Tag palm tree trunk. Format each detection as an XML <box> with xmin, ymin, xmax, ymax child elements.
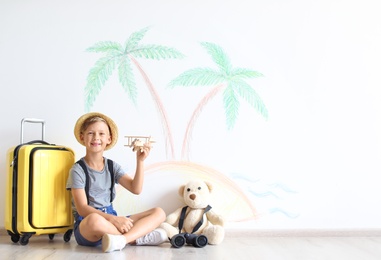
<box><xmin>181</xmin><ymin>83</ymin><xmax>226</xmax><ymax>160</ymax></box>
<box><xmin>130</xmin><ymin>56</ymin><xmax>175</xmax><ymax>159</ymax></box>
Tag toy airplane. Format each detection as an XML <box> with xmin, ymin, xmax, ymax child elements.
<box><xmin>124</xmin><ymin>136</ymin><xmax>155</xmax><ymax>152</ymax></box>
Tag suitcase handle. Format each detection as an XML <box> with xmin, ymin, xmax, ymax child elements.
<box><xmin>24</xmin><ymin>140</ymin><xmax>50</xmax><ymax>145</ymax></box>
<box><xmin>20</xmin><ymin>118</ymin><xmax>45</xmax><ymax>144</ymax></box>
<box><xmin>10</xmin><ymin>139</ymin><xmax>51</xmax><ymax>167</ymax></box>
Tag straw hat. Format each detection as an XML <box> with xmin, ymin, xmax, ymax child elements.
<box><xmin>74</xmin><ymin>112</ymin><xmax>118</xmax><ymax>150</ymax></box>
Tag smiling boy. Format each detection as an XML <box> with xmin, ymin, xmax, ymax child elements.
<box><xmin>66</xmin><ymin>112</ymin><xmax>167</xmax><ymax>253</ymax></box>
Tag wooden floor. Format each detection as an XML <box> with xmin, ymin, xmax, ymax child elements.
<box><xmin>1</xmin><ymin>230</ymin><xmax>381</xmax><ymax>260</ymax></box>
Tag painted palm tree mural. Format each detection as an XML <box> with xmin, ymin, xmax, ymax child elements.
<box><xmin>84</xmin><ymin>27</ymin><xmax>184</xmax><ymax>159</ymax></box>
<box><xmin>84</xmin><ymin>27</ymin><xmax>296</xmax><ymax>222</ymax></box>
<box><xmin>168</xmin><ymin>42</ymin><xmax>268</xmax><ymax>160</ymax></box>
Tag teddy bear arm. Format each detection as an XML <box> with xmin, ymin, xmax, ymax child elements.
<box><xmin>206</xmin><ymin>211</ymin><xmax>225</xmax><ymax>226</ymax></box>
<box><xmin>165</xmin><ymin>207</ymin><xmax>183</xmax><ymax>226</ymax></box>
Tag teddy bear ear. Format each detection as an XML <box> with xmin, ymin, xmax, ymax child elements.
<box><xmin>205</xmin><ymin>181</ymin><xmax>213</xmax><ymax>192</ymax></box>
<box><xmin>178</xmin><ymin>185</ymin><xmax>186</xmax><ymax>196</ymax></box>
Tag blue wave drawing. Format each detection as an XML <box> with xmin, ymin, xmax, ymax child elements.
<box><xmin>268</xmin><ymin>182</ymin><xmax>298</xmax><ymax>194</ymax></box>
<box><xmin>249</xmin><ymin>189</ymin><xmax>280</xmax><ymax>199</ymax></box>
<box><xmin>228</xmin><ymin>172</ymin><xmax>300</xmax><ymax>220</ymax></box>
<box><xmin>268</xmin><ymin>208</ymin><xmax>300</xmax><ymax>219</ymax></box>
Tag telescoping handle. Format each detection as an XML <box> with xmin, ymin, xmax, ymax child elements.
<box><xmin>20</xmin><ymin>118</ymin><xmax>45</xmax><ymax>144</ymax></box>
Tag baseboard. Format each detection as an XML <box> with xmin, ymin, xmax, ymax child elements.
<box><xmin>225</xmin><ymin>228</ymin><xmax>381</xmax><ymax>237</ymax></box>
<box><xmin>2</xmin><ymin>227</ymin><xmax>381</xmax><ymax>237</ymax></box>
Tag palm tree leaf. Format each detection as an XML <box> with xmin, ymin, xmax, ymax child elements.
<box><xmin>231</xmin><ymin>67</ymin><xmax>263</xmax><ymax>80</ymax></box>
<box><xmin>124</xmin><ymin>27</ymin><xmax>150</xmax><ymax>51</ymax></box>
<box><xmin>86</xmin><ymin>41</ymin><xmax>123</xmax><ymax>53</ymax></box>
<box><xmin>231</xmin><ymin>80</ymin><xmax>268</xmax><ymax>118</ymax></box>
<box><xmin>118</xmin><ymin>57</ymin><xmax>138</xmax><ymax>105</ymax></box>
<box><xmin>200</xmin><ymin>42</ymin><xmax>232</xmax><ymax>73</ymax></box>
<box><xmin>84</xmin><ymin>55</ymin><xmax>119</xmax><ymax>111</ymax></box>
<box><xmin>223</xmin><ymin>87</ymin><xmax>240</xmax><ymax>130</ymax></box>
<box><xmin>168</xmin><ymin>68</ymin><xmax>225</xmax><ymax>88</ymax></box>
<box><xmin>130</xmin><ymin>44</ymin><xmax>185</xmax><ymax>60</ymax></box>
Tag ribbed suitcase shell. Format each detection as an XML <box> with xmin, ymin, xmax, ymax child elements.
<box><xmin>5</xmin><ymin>143</ymin><xmax>75</xmax><ymax>245</ymax></box>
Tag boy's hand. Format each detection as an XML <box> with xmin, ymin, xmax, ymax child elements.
<box><xmin>110</xmin><ymin>215</ymin><xmax>134</xmax><ymax>234</ymax></box>
<box><xmin>136</xmin><ymin>143</ymin><xmax>151</xmax><ymax>161</ymax></box>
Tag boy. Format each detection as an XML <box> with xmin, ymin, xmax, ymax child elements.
<box><xmin>66</xmin><ymin>112</ymin><xmax>167</xmax><ymax>253</ymax></box>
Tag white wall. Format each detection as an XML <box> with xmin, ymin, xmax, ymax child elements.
<box><xmin>1</xmin><ymin>0</ymin><xmax>381</xmax><ymax>230</ymax></box>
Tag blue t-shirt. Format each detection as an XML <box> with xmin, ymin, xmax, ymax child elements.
<box><xmin>66</xmin><ymin>157</ymin><xmax>126</xmax><ymax>216</ymax></box>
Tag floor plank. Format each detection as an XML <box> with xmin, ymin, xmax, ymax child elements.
<box><xmin>1</xmin><ymin>231</ymin><xmax>381</xmax><ymax>260</ymax></box>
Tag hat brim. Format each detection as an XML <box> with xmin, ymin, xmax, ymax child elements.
<box><xmin>74</xmin><ymin>112</ymin><xmax>118</xmax><ymax>150</ymax></box>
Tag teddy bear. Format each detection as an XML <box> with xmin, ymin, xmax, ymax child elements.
<box><xmin>160</xmin><ymin>179</ymin><xmax>225</xmax><ymax>245</ymax></box>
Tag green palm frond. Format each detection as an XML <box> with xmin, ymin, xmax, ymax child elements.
<box><xmin>201</xmin><ymin>42</ymin><xmax>232</xmax><ymax>73</ymax></box>
<box><xmin>230</xmin><ymin>80</ymin><xmax>268</xmax><ymax>118</ymax></box>
<box><xmin>230</xmin><ymin>67</ymin><xmax>263</xmax><ymax>80</ymax></box>
<box><xmin>168</xmin><ymin>68</ymin><xmax>226</xmax><ymax>88</ymax></box>
<box><xmin>118</xmin><ymin>56</ymin><xmax>138</xmax><ymax>105</ymax></box>
<box><xmin>124</xmin><ymin>27</ymin><xmax>150</xmax><ymax>51</ymax></box>
<box><xmin>86</xmin><ymin>55</ymin><xmax>120</xmax><ymax>88</ymax></box>
<box><xmin>86</xmin><ymin>41</ymin><xmax>123</xmax><ymax>53</ymax></box>
<box><xmin>84</xmin><ymin>27</ymin><xmax>186</xmax><ymax>112</ymax></box>
<box><xmin>169</xmin><ymin>41</ymin><xmax>267</xmax><ymax>134</ymax></box>
<box><xmin>84</xmin><ymin>55</ymin><xmax>120</xmax><ymax>111</ymax></box>
<box><xmin>130</xmin><ymin>44</ymin><xmax>185</xmax><ymax>60</ymax></box>
<box><xmin>223</xmin><ymin>87</ymin><xmax>240</xmax><ymax>130</ymax></box>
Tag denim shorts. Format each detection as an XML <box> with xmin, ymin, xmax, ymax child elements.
<box><xmin>74</xmin><ymin>205</ymin><xmax>118</xmax><ymax>247</ymax></box>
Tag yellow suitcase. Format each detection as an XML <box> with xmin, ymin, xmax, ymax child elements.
<box><xmin>4</xmin><ymin>118</ymin><xmax>75</xmax><ymax>245</ymax></box>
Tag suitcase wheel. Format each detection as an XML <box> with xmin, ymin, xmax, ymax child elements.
<box><xmin>20</xmin><ymin>233</ymin><xmax>32</xmax><ymax>246</ymax></box>
<box><xmin>11</xmin><ymin>235</ymin><xmax>20</xmax><ymax>243</ymax></box>
<box><xmin>64</xmin><ymin>229</ymin><xmax>73</xmax><ymax>242</ymax></box>
<box><xmin>49</xmin><ymin>234</ymin><xmax>55</xmax><ymax>240</ymax></box>
<box><xmin>7</xmin><ymin>231</ymin><xmax>20</xmax><ymax>244</ymax></box>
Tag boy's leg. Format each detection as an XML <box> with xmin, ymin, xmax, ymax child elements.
<box><xmin>102</xmin><ymin>207</ymin><xmax>167</xmax><ymax>252</ymax></box>
<box><xmin>79</xmin><ymin>212</ymin><xmax>121</xmax><ymax>243</ymax></box>
<box><xmin>125</xmin><ymin>207</ymin><xmax>166</xmax><ymax>244</ymax></box>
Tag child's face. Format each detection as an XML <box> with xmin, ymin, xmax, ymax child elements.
<box><xmin>80</xmin><ymin>121</ymin><xmax>112</xmax><ymax>152</ymax></box>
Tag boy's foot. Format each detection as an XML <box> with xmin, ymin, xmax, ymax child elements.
<box><xmin>136</xmin><ymin>228</ymin><xmax>167</xmax><ymax>246</ymax></box>
<box><xmin>102</xmin><ymin>234</ymin><xmax>127</xmax><ymax>253</ymax></box>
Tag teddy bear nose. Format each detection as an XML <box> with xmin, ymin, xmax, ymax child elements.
<box><xmin>190</xmin><ymin>194</ymin><xmax>196</xmax><ymax>200</ymax></box>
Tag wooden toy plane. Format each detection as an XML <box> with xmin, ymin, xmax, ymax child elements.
<box><xmin>124</xmin><ymin>136</ymin><xmax>155</xmax><ymax>152</ymax></box>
